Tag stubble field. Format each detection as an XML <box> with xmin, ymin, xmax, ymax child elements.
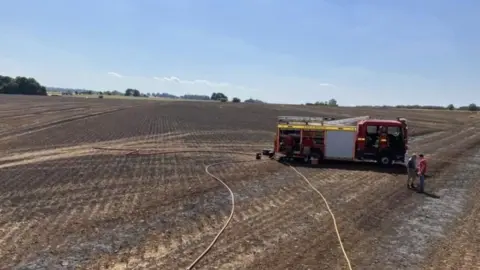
<box><xmin>0</xmin><ymin>95</ymin><xmax>479</xmax><ymax>270</ymax></box>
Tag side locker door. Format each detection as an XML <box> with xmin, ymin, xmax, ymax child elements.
<box><xmin>312</xmin><ymin>130</ymin><xmax>325</xmax><ymax>157</ymax></box>
<box><xmin>355</xmin><ymin>124</ymin><xmax>365</xmax><ymax>156</ymax></box>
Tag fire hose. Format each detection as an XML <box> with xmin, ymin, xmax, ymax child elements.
<box><xmin>92</xmin><ymin>147</ymin><xmax>352</xmax><ymax>270</ymax></box>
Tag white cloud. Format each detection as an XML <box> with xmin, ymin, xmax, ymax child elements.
<box><xmin>107</xmin><ymin>72</ymin><xmax>122</xmax><ymax>78</ymax></box>
<box><xmin>319</xmin><ymin>83</ymin><xmax>335</xmax><ymax>87</ymax></box>
<box><xmin>154</xmin><ymin>76</ymin><xmax>180</xmax><ymax>83</ymax></box>
<box><xmin>153</xmin><ymin>76</ymin><xmax>231</xmax><ymax>88</ymax></box>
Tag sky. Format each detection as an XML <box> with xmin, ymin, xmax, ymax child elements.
<box><xmin>0</xmin><ymin>0</ymin><xmax>479</xmax><ymax>106</ymax></box>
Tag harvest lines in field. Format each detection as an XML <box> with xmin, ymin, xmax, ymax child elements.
<box><xmin>90</xmin><ymin>147</ymin><xmax>352</xmax><ymax>270</ymax></box>
<box><xmin>2</xmin><ymin>96</ymin><xmax>480</xmax><ymax>269</ymax></box>
<box><xmin>0</xmin><ymin>107</ymin><xmax>133</xmax><ymax>139</ymax></box>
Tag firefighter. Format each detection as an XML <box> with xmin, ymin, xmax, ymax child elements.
<box><xmin>378</xmin><ymin>126</ymin><xmax>389</xmax><ymax>149</ymax></box>
<box><xmin>374</xmin><ymin>126</ymin><xmax>387</xmax><ymax>148</ymax></box>
<box><xmin>417</xmin><ymin>154</ymin><xmax>427</xmax><ymax>193</ymax></box>
<box><xmin>284</xmin><ymin>134</ymin><xmax>295</xmax><ymax>157</ymax></box>
<box><xmin>406</xmin><ymin>153</ymin><xmax>417</xmax><ymax>189</ymax></box>
<box><xmin>302</xmin><ymin>136</ymin><xmax>314</xmax><ymax>160</ymax></box>
<box><xmin>274</xmin><ymin>135</ymin><xmax>278</xmax><ymax>152</ymax></box>
<box><xmin>380</xmin><ymin>127</ymin><xmax>389</xmax><ymax>147</ymax></box>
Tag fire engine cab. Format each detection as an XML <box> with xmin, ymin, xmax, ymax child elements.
<box><xmin>269</xmin><ymin>115</ymin><xmax>408</xmax><ymax>166</ymax></box>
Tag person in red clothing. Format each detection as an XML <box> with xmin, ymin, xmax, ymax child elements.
<box><xmin>302</xmin><ymin>136</ymin><xmax>314</xmax><ymax>157</ymax></box>
<box><xmin>417</xmin><ymin>153</ymin><xmax>427</xmax><ymax>193</ymax></box>
<box><xmin>284</xmin><ymin>135</ymin><xmax>295</xmax><ymax>157</ymax></box>
<box><xmin>378</xmin><ymin>126</ymin><xmax>389</xmax><ymax>149</ymax></box>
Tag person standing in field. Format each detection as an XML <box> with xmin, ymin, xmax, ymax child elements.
<box><xmin>407</xmin><ymin>153</ymin><xmax>417</xmax><ymax>189</ymax></box>
<box><xmin>302</xmin><ymin>136</ymin><xmax>314</xmax><ymax>157</ymax></box>
<box><xmin>417</xmin><ymin>154</ymin><xmax>427</xmax><ymax>193</ymax></box>
<box><xmin>284</xmin><ymin>134</ymin><xmax>295</xmax><ymax>157</ymax></box>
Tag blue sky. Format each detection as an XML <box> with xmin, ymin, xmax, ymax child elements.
<box><xmin>0</xmin><ymin>0</ymin><xmax>478</xmax><ymax>106</ymax></box>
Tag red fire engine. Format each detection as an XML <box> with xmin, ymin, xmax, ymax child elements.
<box><xmin>266</xmin><ymin>116</ymin><xmax>408</xmax><ymax>166</ymax></box>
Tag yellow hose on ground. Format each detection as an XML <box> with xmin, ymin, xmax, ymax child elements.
<box><xmin>93</xmin><ymin>147</ymin><xmax>351</xmax><ymax>269</ymax></box>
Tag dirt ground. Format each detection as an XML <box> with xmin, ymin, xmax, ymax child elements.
<box><xmin>0</xmin><ymin>95</ymin><xmax>479</xmax><ymax>270</ymax></box>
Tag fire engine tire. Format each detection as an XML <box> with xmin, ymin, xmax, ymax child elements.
<box><xmin>311</xmin><ymin>150</ymin><xmax>324</xmax><ymax>161</ymax></box>
<box><xmin>377</xmin><ymin>155</ymin><xmax>393</xmax><ymax>167</ymax></box>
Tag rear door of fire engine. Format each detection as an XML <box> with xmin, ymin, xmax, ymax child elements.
<box><xmin>387</xmin><ymin>126</ymin><xmax>405</xmax><ymax>155</ymax></box>
<box><xmin>363</xmin><ymin>125</ymin><xmax>379</xmax><ymax>157</ymax></box>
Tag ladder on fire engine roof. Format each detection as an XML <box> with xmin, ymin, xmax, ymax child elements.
<box><xmin>325</xmin><ymin>116</ymin><xmax>370</xmax><ymax>126</ymax></box>
<box><xmin>277</xmin><ymin>116</ymin><xmax>336</xmax><ymax>125</ymax></box>
<box><xmin>277</xmin><ymin>115</ymin><xmax>370</xmax><ymax>126</ymax></box>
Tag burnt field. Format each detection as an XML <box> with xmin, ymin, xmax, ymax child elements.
<box><xmin>0</xmin><ymin>94</ymin><xmax>479</xmax><ymax>270</ymax></box>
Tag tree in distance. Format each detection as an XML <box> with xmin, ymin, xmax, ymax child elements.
<box><xmin>211</xmin><ymin>92</ymin><xmax>228</xmax><ymax>101</ymax></box>
<box><xmin>232</xmin><ymin>97</ymin><xmax>241</xmax><ymax>103</ymax></box>
<box><xmin>244</xmin><ymin>98</ymin><xmax>264</xmax><ymax>104</ymax></box>
<box><xmin>306</xmin><ymin>98</ymin><xmax>339</xmax><ymax>107</ymax></box>
<box><xmin>328</xmin><ymin>98</ymin><xmax>338</xmax><ymax>106</ymax></box>
<box><xmin>468</xmin><ymin>103</ymin><xmax>478</xmax><ymax>111</ymax></box>
<box><xmin>0</xmin><ymin>75</ymin><xmax>47</xmax><ymax>95</ymax></box>
<box><xmin>125</xmin><ymin>88</ymin><xmax>141</xmax><ymax>97</ymax></box>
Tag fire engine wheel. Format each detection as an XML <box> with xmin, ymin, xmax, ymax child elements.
<box><xmin>378</xmin><ymin>155</ymin><xmax>393</xmax><ymax>167</ymax></box>
<box><xmin>303</xmin><ymin>156</ymin><xmax>311</xmax><ymax>164</ymax></box>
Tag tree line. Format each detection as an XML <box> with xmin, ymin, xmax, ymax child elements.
<box><xmin>54</xmin><ymin>88</ymin><xmax>264</xmax><ymax>103</ymax></box>
<box><xmin>2</xmin><ymin>74</ymin><xmax>478</xmax><ymax>110</ymax></box>
<box><xmin>305</xmin><ymin>99</ymin><xmax>338</xmax><ymax>107</ymax></box>
<box><xmin>0</xmin><ymin>75</ymin><xmax>47</xmax><ymax>95</ymax></box>
<box><xmin>356</xmin><ymin>103</ymin><xmax>478</xmax><ymax>112</ymax></box>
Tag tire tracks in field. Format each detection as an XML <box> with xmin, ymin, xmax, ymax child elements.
<box><xmin>0</xmin><ymin>107</ymin><xmax>133</xmax><ymax>140</ymax></box>
<box><xmin>0</xmin><ymin>133</ymin><xmax>199</xmax><ymax>169</ymax></box>
<box><xmin>0</xmin><ymin>106</ymin><xmax>93</xmax><ymax>119</ymax></box>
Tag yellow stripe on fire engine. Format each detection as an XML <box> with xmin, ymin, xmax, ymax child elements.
<box><xmin>277</xmin><ymin>124</ymin><xmax>356</xmax><ymax>131</ymax></box>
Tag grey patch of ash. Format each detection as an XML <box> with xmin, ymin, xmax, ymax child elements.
<box><xmin>178</xmin><ymin>190</ymin><xmax>232</xmax><ymax>219</ymax></box>
<box><xmin>371</xmin><ymin>149</ymin><xmax>480</xmax><ymax>270</ymax></box>
<box><xmin>408</xmin><ymin>131</ymin><xmax>445</xmax><ymax>144</ymax></box>
<box><xmin>234</xmin><ymin>170</ymin><xmax>297</xmax><ymax>202</ymax></box>
<box><xmin>176</xmin><ymin>168</ymin><xmax>298</xmax><ymax>223</ymax></box>
<box><xmin>15</xmin><ymin>225</ymin><xmax>149</xmax><ymax>270</ymax></box>
<box><xmin>178</xmin><ymin>170</ymin><xmax>292</xmax><ymax>217</ymax></box>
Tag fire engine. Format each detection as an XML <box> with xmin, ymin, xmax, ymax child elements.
<box><xmin>264</xmin><ymin>115</ymin><xmax>408</xmax><ymax>166</ymax></box>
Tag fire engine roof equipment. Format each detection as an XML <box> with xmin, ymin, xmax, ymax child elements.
<box><xmin>277</xmin><ymin>116</ymin><xmax>336</xmax><ymax>124</ymax></box>
<box><xmin>276</xmin><ymin>115</ymin><xmax>371</xmax><ymax>132</ymax></box>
